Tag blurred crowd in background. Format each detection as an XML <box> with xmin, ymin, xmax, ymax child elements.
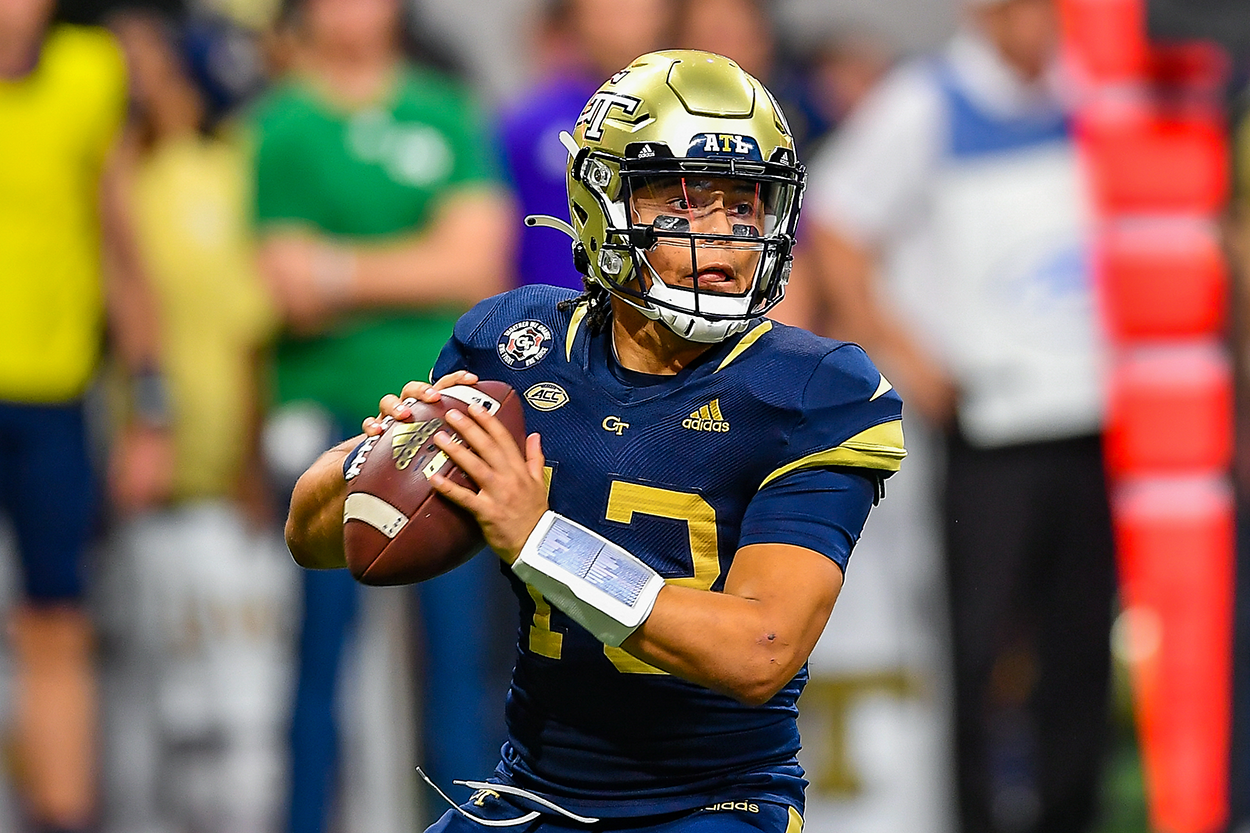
<box><xmin>0</xmin><ymin>1</ymin><xmax>1248</xmax><ymax>833</ymax></box>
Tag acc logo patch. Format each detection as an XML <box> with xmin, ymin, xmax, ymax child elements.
<box><xmin>498</xmin><ymin>320</ymin><xmax>553</xmax><ymax>369</ymax></box>
<box><xmin>524</xmin><ymin>382</ymin><xmax>569</xmax><ymax>412</ymax></box>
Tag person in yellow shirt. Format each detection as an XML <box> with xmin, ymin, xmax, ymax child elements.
<box><xmin>0</xmin><ymin>2</ymin><xmax>173</xmax><ymax>831</ymax></box>
<box><xmin>101</xmin><ymin>13</ymin><xmax>295</xmax><ymax>831</ymax></box>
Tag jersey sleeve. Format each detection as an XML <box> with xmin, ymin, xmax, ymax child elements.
<box><xmin>764</xmin><ymin>342</ymin><xmax>906</xmax><ymax>489</ymax></box>
<box><xmin>430</xmin><ymin>292</ymin><xmax>508</xmax><ymax>379</ymax></box>
<box><xmin>739</xmin><ymin>467</ymin><xmax>876</xmax><ymax>573</ymax></box>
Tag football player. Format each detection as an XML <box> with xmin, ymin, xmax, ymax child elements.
<box><xmin>287</xmin><ymin>50</ymin><xmax>905</xmax><ymax>833</ymax></box>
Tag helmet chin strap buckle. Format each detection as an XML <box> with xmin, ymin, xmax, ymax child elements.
<box><xmin>524</xmin><ymin>214</ymin><xmax>577</xmax><ymax>241</ymax></box>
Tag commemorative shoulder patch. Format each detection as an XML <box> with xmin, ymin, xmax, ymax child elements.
<box><xmin>498</xmin><ymin>320</ymin><xmax>553</xmax><ymax>369</ymax></box>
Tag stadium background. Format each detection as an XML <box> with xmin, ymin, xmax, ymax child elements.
<box><xmin>1</xmin><ymin>1</ymin><xmax>1248</xmax><ymax>832</ymax></box>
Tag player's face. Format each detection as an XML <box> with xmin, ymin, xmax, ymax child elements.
<box><xmin>629</xmin><ymin>175</ymin><xmax>766</xmax><ymax>296</ymax></box>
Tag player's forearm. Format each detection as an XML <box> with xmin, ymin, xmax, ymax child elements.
<box><xmin>348</xmin><ymin>190</ymin><xmax>515</xmax><ymax>308</ymax></box>
<box><xmin>620</xmin><ymin>588</ymin><xmax>805</xmax><ymax>705</ymax></box>
<box><xmin>623</xmin><ymin>559</ymin><xmax>842</xmax><ymax>706</ymax></box>
<box><xmin>514</xmin><ymin>526</ymin><xmax>843</xmax><ymax>705</ymax></box>
<box><xmin>285</xmin><ymin>437</ymin><xmax>359</xmax><ymax>570</ymax></box>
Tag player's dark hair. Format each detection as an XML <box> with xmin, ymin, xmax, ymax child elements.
<box><xmin>556</xmin><ymin>278</ymin><xmax>613</xmax><ymax>334</ymax></box>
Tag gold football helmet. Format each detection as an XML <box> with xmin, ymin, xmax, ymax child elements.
<box><xmin>527</xmin><ymin>50</ymin><xmax>806</xmax><ymax>343</ymax></box>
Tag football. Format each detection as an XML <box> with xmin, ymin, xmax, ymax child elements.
<box><xmin>342</xmin><ymin>381</ymin><xmax>526</xmax><ymax>585</ymax></box>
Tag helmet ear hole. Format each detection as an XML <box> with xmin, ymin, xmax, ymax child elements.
<box><xmin>573</xmin><ymin>244</ymin><xmax>591</xmax><ymax>276</ymax></box>
<box><xmin>570</xmin><ymin>147</ymin><xmax>592</xmax><ymax>182</ymax></box>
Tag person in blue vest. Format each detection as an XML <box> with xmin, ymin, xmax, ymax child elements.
<box><xmin>284</xmin><ymin>49</ymin><xmax>907</xmax><ymax>833</ymax></box>
<box><xmin>799</xmin><ymin>1</ymin><xmax>1114</xmax><ymax>832</ymax></box>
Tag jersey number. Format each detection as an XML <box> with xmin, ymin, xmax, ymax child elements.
<box><xmin>526</xmin><ymin>478</ymin><xmax>720</xmax><ymax>674</ymax></box>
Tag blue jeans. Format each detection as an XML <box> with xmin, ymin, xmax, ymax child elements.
<box><xmin>286</xmin><ymin>551</ymin><xmax>509</xmax><ymax>833</ymax></box>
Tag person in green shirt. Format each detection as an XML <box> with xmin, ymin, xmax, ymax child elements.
<box><xmin>248</xmin><ymin>1</ymin><xmax>514</xmax><ymax>830</ymax></box>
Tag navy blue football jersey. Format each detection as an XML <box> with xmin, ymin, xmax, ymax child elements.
<box><xmin>431</xmin><ymin>285</ymin><xmax>905</xmax><ymax>817</ymax></box>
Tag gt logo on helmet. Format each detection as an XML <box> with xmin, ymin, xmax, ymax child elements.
<box><xmin>578</xmin><ymin>91</ymin><xmax>642</xmax><ymax>141</ymax></box>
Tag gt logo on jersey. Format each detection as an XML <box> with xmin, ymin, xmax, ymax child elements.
<box><xmin>524</xmin><ymin>382</ymin><xmax>569</xmax><ymax>412</ymax></box>
<box><xmin>682</xmin><ymin>399</ymin><xmax>730</xmax><ymax>433</ymax></box>
<box><xmin>602</xmin><ymin>416</ymin><xmax>629</xmax><ymax>436</ymax></box>
<box><xmin>577</xmin><ymin>91</ymin><xmax>642</xmax><ymax>141</ymax></box>
<box><xmin>498</xmin><ymin>320</ymin><xmax>553</xmax><ymax>369</ymax></box>
<box><xmin>686</xmin><ymin>133</ymin><xmax>762</xmax><ymax>161</ymax></box>
<box><xmin>391</xmin><ymin>419</ymin><xmax>441</xmax><ymax>470</ymax></box>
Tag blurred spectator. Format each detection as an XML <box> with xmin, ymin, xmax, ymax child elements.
<box><xmin>0</xmin><ymin>2</ymin><xmax>175</xmax><ymax>831</ymax></box>
<box><xmin>675</xmin><ymin>0</ymin><xmax>830</xmax><ymax>155</ymax></box>
<box><xmin>676</xmin><ymin>0</ymin><xmax>772</xmax><ymax>79</ymax></box>
<box><xmin>497</xmin><ymin>0</ymin><xmax>673</xmax><ymax>290</ymax></box>
<box><xmin>1233</xmin><ymin>101</ymin><xmax>1250</xmax><ymax>833</ymax></box>
<box><xmin>246</xmin><ymin>0</ymin><xmax>513</xmax><ymax>830</ymax></box>
<box><xmin>801</xmin><ymin>2</ymin><xmax>1114</xmax><ymax>833</ymax></box>
<box><xmin>802</xmin><ymin>29</ymin><xmax>896</xmax><ymax>155</ymax></box>
<box><xmin>96</xmin><ymin>12</ymin><xmax>296</xmax><ymax>833</ymax></box>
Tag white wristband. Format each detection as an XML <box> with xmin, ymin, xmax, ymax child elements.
<box><xmin>512</xmin><ymin>511</ymin><xmax>665</xmax><ymax>647</ymax></box>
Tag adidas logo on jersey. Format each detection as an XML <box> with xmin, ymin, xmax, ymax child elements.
<box><xmin>704</xmin><ymin>801</ymin><xmax>760</xmax><ymax>813</ymax></box>
<box><xmin>682</xmin><ymin>399</ymin><xmax>730</xmax><ymax>433</ymax></box>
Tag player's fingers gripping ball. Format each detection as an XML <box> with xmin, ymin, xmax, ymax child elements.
<box><xmin>342</xmin><ymin>380</ymin><xmax>526</xmax><ymax>585</ymax></box>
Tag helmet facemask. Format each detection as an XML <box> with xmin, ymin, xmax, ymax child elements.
<box><xmin>587</xmin><ymin>145</ymin><xmax>803</xmax><ymax>344</ymax></box>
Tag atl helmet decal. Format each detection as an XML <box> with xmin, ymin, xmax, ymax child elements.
<box><xmin>498</xmin><ymin>320</ymin><xmax>554</xmax><ymax>369</ymax></box>
<box><xmin>685</xmin><ymin>133</ymin><xmax>762</xmax><ymax>161</ymax></box>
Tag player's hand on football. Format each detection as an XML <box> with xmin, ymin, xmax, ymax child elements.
<box><xmin>362</xmin><ymin>371</ymin><xmax>481</xmax><ymax>436</ymax></box>
<box><xmin>427</xmin><ymin>405</ymin><xmax>548</xmax><ymax>566</ymax></box>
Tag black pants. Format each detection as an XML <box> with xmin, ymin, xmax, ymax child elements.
<box><xmin>944</xmin><ymin>433</ymin><xmax>1116</xmax><ymax>833</ymax></box>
